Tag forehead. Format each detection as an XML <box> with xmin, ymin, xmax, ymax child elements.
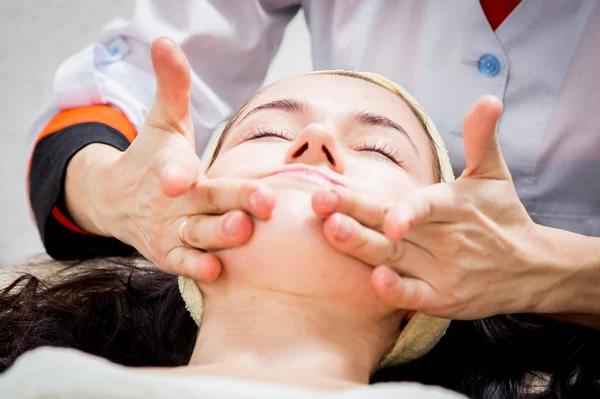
<box><xmin>242</xmin><ymin>74</ymin><xmax>429</xmax><ymax>145</ymax></box>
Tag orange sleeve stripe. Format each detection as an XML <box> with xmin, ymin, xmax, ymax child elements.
<box><xmin>36</xmin><ymin>104</ymin><xmax>137</xmax><ymax>145</ymax></box>
<box><xmin>32</xmin><ymin>105</ymin><xmax>136</xmax><ymax>237</ymax></box>
<box><xmin>51</xmin><ymin>206</ymin><xmax>95</xmax><ymax>236</ymax></box>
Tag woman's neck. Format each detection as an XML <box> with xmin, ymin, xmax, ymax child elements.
<box><xmin>183</xmin><ymin>288</ymin><xmax>403</xmax><ymax>390</ymax></box>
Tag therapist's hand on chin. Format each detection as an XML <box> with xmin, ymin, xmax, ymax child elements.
<box><xmin>312</xmin><ymin>96</ymin><xmax>568</xmax><ymax>320</ymax></box>
<box><xmin>64</xmin><ymin>38</ymin><xmax>275</xmax><ymax>282</ymax></box>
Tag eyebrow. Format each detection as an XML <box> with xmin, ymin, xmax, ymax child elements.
<box><xmin>235</xmin><ymin>98</ymin><xmax>419</xmax><ymax>157</ymax></box>
<box><xmin>235</xmin><ymin>99</ymin><xmax>305</xmax><ymax>127</ymax></box>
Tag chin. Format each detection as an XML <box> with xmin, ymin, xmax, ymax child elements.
<box><xmin>214</xmin><ymin>187</ymin><xmax>395</xmax><ymax>317</ymax></box>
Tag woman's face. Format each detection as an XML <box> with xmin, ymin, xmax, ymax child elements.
<box><xmin>205</xmin><ymin>74</ymin><xmax>436</xmax><ymax>320</ymax></box>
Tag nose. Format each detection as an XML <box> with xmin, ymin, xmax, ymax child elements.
<box><xmin>284</xmin><ymin>123</ymin><xmax>345</xmax><ymax>173</ymax></box>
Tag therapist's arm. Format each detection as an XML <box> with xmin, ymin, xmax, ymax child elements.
<box><xmin>532</xmin><ymin>224</ymin><xmax>600</xmax><ymax>330</ymax></box>
<box><xmin>28</xmin><ymin>0</ymin><xmax>299</xmax><ymax>260</ymax></box>
<box><xmin>309</xmin><ymin>96</ymin><xmax>600</xmax><ymax>330</ymax></box>
<box><xmin>28</xmin><ymin>107</ymin><xmax>138</xmax><ymax>259</ymax></box>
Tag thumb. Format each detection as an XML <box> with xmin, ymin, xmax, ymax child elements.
<box><xmin>147</xmin><ymin>37</ymin><xmax>194</xmax><ymax>145</ymax></box>
<box><xmin>460</xmin><ymin>95</ymin><xmax>509</xmax><ymax>180</ymax></box>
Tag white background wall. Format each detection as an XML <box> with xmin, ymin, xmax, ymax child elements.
<box><xmin>0</xmin><ymin>0</ymin><xmax>312</xmax><ymax>265</ymax></box>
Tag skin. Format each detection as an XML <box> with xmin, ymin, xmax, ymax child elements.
<box><xmin>64</xmin><ymin>38</ymin><xmax>277</xmax><ymax>282</ymax></box>
<box><xmin>205</xmin><ymin>74</ymin><xmax>435</xmax><ymax>311</ymax></box>
<box><xmin>160</xmin><ymin>74</ymin><xmax>440</xmax><ymax>388</ymax></box>
<box><xmin>64</xmin><ymin>37</ymin><xmax>600</xmax><ymax>330</ymax></box>
<box><xmin>66</xmin><ymin>39</ymin><xmax>443</xmax><ymax>389</ymax></box>
<box><xmin>312</xmin><ymin>97</ymin><xmax>600</xmax><ymax>328</ymax></box>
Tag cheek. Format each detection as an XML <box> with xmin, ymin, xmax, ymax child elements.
<box><xmin>386</xmin><ymin>175</ymin><xmax>418</xmax><ymax>201</ymax></box>
<box><xmin>349</xmin><ymin>162</ymin><xmax>419</xmax><ymax>202</ymax></box>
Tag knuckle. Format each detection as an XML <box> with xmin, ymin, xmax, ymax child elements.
<box><xmin>410</xmin><ymin>287</ymin><xmax>425</xmax><ymax>309</ymax></box>
<box><xmin>213</xmin><ymin>215</ymin><xmax>231</xmax><ymax>243</ymax></box>
<box><xmin>422</xmin><ymin>199</ymin><xmax>434</xmax><ymax>219</ymax></box>
<box><xmin>179</xmin><ymin>254</ymin><xmax>193</xmax><ymax>275</ymax></box>
<box><xmin>145</xmin><ymin>118</ymin><xmax>170</xmax><ymax>133</ymax></box>
<box><xmin>147</xmin><ymin>113</ymin><xmax>186</xmax><ymax>135</ymax></box>
<box><xmin>186</xmin><ymin>220</ymin><xmax>202</xmax><ymax>246</ymax></box>
<box><xmin>203</xmin><ymin>183</ymin><xmax>218</xmax><ymax>213</ymax></box>
<box><xmin>170</xmin><ymin>253</ymin><xmax>186</xmax><ymax>273</ymax></box>
<box><xmin>342</xmin><ymin>191</ymin><xmax>357</xmax><ymax>214</ymax></box>
<box><xmin>351</xmin><ymin>229</ymin><xmax>370</xmax><ymax>254</ymax></box>
<box><xmin>374</xmin><ymin>205</ymin><xmax>387</xmax><ymax>229</ymax></box>
<box><xmin>387</xmin><ymin>242</ymin><xmax>405</xmax><ymax>264</ymax></box>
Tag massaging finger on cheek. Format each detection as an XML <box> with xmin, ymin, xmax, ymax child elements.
<box><xmin>57</xmin><ymin>38</ymin><xmax>282</xmax><ymax>284</ymax></box>
<box><xmin>181</xmin><ymin>70</ymin><xmax>455</xmax><ymax>368</ymax></box>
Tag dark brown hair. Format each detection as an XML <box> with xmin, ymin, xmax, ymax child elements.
<box><xmin>1</xmin><ymin>256</ymin><xmax>599</xmax><ymax>398</ymax></box>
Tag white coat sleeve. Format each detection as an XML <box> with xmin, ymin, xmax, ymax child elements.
<box><xmin>33</xmin><ymin>0</ymin><xmax>301</xmax><ymax>154</ymax></box>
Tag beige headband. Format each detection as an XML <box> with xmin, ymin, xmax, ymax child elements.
<box><xmin>179</xmin><ymin>70</ymin><xmax>454</xmax><ymax>368</ymax></box>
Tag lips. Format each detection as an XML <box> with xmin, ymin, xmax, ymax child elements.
<box><xmin>266</xmin><ymin>167</ymin><xmax>344</xmax><ymax>187</ymax></box>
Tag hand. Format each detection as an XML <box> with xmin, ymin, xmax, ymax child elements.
<box><xmin>312</xmin><ymin>96</ymin><xmax>557</xmax><ymax>319</ymax></box>
<box><xmin>66</xmin><ymin>38</ymin><xmax>275</xmax><ymax>281</ymax></box>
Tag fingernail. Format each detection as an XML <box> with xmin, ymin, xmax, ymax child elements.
<box><xmin>224</xmin><ymin>212</ymin><xmax>238</xmax><ymax>237</ymax></box>
<box><xmin>317</xmin><ymin>190</ymin><xmax>339</xmax><ymax>212</ymax></box>
<box><xmin>334</xmin><ymin>215</ymin><xmax>352</xmax><ymax>241</ymax></box>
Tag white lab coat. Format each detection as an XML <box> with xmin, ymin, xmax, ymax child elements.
<box><xmin>33</xmin><ymin>0</ymin><xmax>600</xmax><ymax>236</ymax></box>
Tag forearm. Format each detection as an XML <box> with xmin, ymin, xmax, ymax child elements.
<box><xmin>28</xmin><ymin>105</ymin><xmax>136</xmax><ymax>259</ymax></box>
<box><xmin>64</xmin><ymin>143</ymin><xmax>122</xmax><ymax>236</ymax></box>
<box><xmin>532</xmin><ymin>223</ymin><xmax>600</xmax><ymax>327</ymax></box>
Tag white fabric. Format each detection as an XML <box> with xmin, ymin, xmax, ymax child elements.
<box><xmin>29</xmin><ymin>0</ymin><xmax>600</xmax><ymax>236</ymax></box>
<box><xmin>0</xmin><ymin>347</ymin><xmax>466</xmax><ymax>399</ymax></box>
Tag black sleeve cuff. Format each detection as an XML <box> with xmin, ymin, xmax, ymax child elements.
<box><xmin>29</xmin><ymin>122</ymin><xmax>136</xmax><ymax>259</ymax></box>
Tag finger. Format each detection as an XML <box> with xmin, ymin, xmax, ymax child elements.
<box><xmin>323</xmin><ymin>213</ymin><xmax>434</xmax><ymax>277</ymax></box>
<box><xmin>312</xmin><ymin>186</ymin><xmax>390</xmax><ymax>231</ymax></box>
<box><xmin>461</xmin><ymin>95</ymin><xmax>509</xmax><ymax>180</ymax></box>
<box><xmin>383</xmin><ymin>184</ymin><xmax>459</xmax><ymax>240</ymax></box>
<box><xmin>181</xmin><ymin>210</ymin><xmax>253</xmax><ymax>250</ymax></box>
<box><xmin>192</xmin><ymin>178</ymin><xmax>276</xmax><ymax>220</ymax></box>
<box><xmin>147</xmin><ymin>37</ymin><xmax>194</xmax><ymax>144</ymax></box>
<box><xmin>164</xmin><ymin>246</ymin><xmax>222</xmax><ymax>283</ymax></box>
<box><xmin>159</xmin><ymin>150</ymin><xmax>202</xmax><ymax>197</ymax></box>
<box><xmin>371</xmin><ymin>265</ymin><xmax>436</xmax><ymax>311</ymax></box>
<box><xmin>322</xmin><ymin>213</ymin><xmax>408</xmax><ymax>267</ymax></box>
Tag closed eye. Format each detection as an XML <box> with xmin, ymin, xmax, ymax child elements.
<box><xmin>242</xmin><ymin>124</ymin><xmax>294</xmax><ymax>141</ymax></box>
<box><xmin>354</xmin><ymin>141</ymin><xmax>406</xmax><ymax>167</ymax></box>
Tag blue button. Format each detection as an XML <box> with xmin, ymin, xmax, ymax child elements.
<box><xmin>477</xmin><ymin>53</ymin><xmax>501</xmax><ymax>77</ymax></box>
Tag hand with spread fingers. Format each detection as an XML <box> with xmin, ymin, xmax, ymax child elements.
<box><xmin>64</xmin><ymin>38</ymin><xmax>276</xmax><ymax>282</ymax></box>
<box><xmin>312</xmin><ymin>96</ymin><xmax>566</xmax><ymax>320</ymax></box>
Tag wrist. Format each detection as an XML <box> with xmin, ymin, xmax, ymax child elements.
<box><xmin>64</xmin><ymin>143</ymin><xmax>122</xmax><ymax>236</ymax></box>
<box><xmin>528</xmin><ymin>223</ymin><xmax>600</xmax><ymax>315</ymax></box>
